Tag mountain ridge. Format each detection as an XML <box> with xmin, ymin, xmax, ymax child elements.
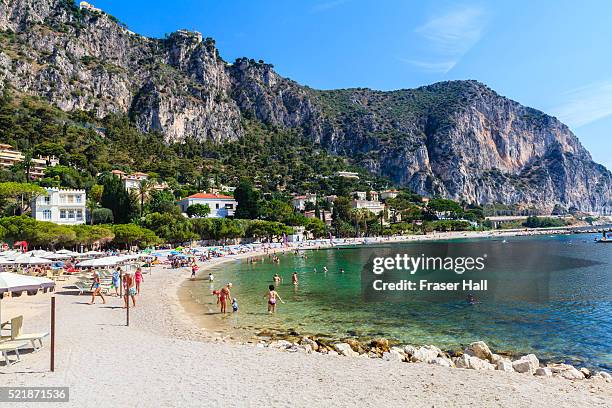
<box><xmin>0</xmin><ymin>0</ymin><xmax>610</xmax><ymax>213</ymax></box>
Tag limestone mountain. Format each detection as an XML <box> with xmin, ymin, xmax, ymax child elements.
<box><xmin>0</xmin><ymin>0</ymin><xmax>610</xmax><ymax>213</ymax></box>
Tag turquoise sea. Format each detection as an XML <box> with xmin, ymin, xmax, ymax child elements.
<box><xmin>190</xmin><ymin>234</ymin><xmax>612</xmax><ymax>370</ymax></box>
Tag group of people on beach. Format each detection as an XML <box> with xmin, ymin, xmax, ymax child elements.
<box><xmin>89</xmin><ymin>266</ymin><xmax>144</xmax><ymax>308</ymax></box>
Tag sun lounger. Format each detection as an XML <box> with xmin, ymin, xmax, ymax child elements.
<box><xmin>0</xmin><ymin>340</ymin><xmax>29</xmax><ymax>366</ymax></box>
<box><xmin>5</xmin><ymin>316</ymin><xmax>48</xmax><ymax>352</ymax></box>
<box><xmin>74</xmin><ymin>280</ymin><xmax>91</xmax><ymax>294</ymax></box>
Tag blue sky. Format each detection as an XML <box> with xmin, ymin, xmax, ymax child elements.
<box><xmin>91</xmin><ymin>0</ymin><xmax>611</xmax><ymax>169</ymax></box>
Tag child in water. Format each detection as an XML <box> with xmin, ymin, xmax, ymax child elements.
<box><xmin>232</xmin><ymin>298</ymin><xmax>239</xmax><ymax>312</ymax></box>
<box><xmin>265</xmin><ymin>284</ymin><xmax>284</xmax><ymax>313</ymax></box>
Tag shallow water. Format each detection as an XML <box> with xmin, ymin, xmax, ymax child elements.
<box><xmin>191</xmin><ymin>234</ymin><xmax>612</xmax><ymax>369</ymax></box>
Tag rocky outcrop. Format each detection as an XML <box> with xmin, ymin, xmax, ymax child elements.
<box><xmin>1</xmin><ymin>0</ymin><xmax>610</xmax><ymax>212</ymax></box>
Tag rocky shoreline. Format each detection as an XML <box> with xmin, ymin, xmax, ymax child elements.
<box><xmin>248</xmin><ymin>335</ymin><xmax>611</xmax><ymax>384</ymax></box>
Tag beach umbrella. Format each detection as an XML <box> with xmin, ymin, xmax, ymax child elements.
<box><xmin>45</xmin><ymin>253</ymin><xmax>71</xmax><ymax>260</ymax></box>
<box><xmin>13</xmin><ymin>255</ymin><xmax>53</xmax><ymax>265</ymax></box>
<box><xmin>0</xmin><ymin>272</ymin><xmax>54</xmax><ymax>323</ymax></box>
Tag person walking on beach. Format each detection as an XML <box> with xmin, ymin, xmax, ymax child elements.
<box><xmin>219</xmin><ymin>283</ymin><xmax>232</xmax><ymax>314</ymax></box>
<box><xmin>292</xmin><ymin>271</ymin><xmax>298</xmax><ymax>286</ymax></box>
<box><xmin>88</xmin><ymin>271</ymin><xmax>106</xmax><ymax>305</ymax></box>
<box><xmin>123</xmin><ymin>272</ymin><xmax>136</xmax><ymax>308</ymax></box>
<box><xmin>265</xmin><ymin>284</ymin><xmax>284</xmax><ymax>313</ymax></box>
<box><xmin>134</xmin><ymin>267</ymin><xmax>144</xmax><ymax>295</ymax></box>
<box><xmin>111</xmin><ymin>268</ymin><xmax>120</xmax><ymax>296</ymax></box>
<box><xmin>190</xmin><ymin>262</ymin><xmax>199</xmax><ymax>280</ymax></box>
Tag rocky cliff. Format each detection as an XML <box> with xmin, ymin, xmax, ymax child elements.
<box><xmin>0</xmin><ymin>0</ymin><xmax>610</xmax><ymax>213</ymax></box>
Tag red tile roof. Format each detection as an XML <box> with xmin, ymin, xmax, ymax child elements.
<box><xmin>185</xmin><ymin>193</ymin><xmax>235</xmax><ymax>200</ymax></box>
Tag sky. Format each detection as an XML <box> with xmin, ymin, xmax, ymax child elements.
<box><xmin>91</xmin><ymin>0</ymin><xmax>611</xmax><ymax>169</ymax></box>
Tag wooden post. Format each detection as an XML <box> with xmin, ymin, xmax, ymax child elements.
<box><xmin>50</xmin><ymin>296</ymin><xmax>55</xmax><ymax>372</ymax></box>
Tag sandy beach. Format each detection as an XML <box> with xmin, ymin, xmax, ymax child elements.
<box><xmin>1</xmin><ymin>230</ymin><xmax>611</xmax><ymax>408</ymax></box>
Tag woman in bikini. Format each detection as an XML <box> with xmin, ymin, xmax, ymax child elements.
<box><xmin>264</xmin><ymin>284</ymin><xmax>284</xmax><ymax>313</ymax></box>
<box><xmin>89</xmin><ymin>270</ymin><xmax>106</xmax><ymax>305</ymax></box>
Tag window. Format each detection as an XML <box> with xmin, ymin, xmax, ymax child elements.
<box><xmin>44</xmin><ymin>196</ymin><xmax>50</xmax><ymax>205</ymax></box>
<box><xmin>42</xmin><ymin>210</ymin><xmax>51</xmax><ymax>220</ymax></box>
<box><xmin>60</xmin><ymin>209</ymin><xmax>67</xmax><ymax>219</ymax></box>
<box><xmin>67</xmin><ymin>195</ymin><xmax>74</xmax><ymax>204</ymax></box>
<box><xmin>76</xmin><ymin>210</ymin><xmax>83</xmax><ymax>220</ymax></box>
<box><xmin>60</xmin><ymin>194</ymin><xmax>66</xmax><ymax>204</ymax></box>
<box><xmin>68</xmin><ymin>210</ymin><xmax>75</xmax><ymax>219</ymax></box>
<box><xmin>76</xmin><ymin>194</ymin><xmax>82</xmax><ymax>203</ymax></box>
<box><xmin>225</xmin><ymin>204</ymin><xmax>233</xmax><ymax>209</ymax></box>
<box><xmin>215</xmin><ymin>203</ymin><xmax>220</xmax><ymax>209</ymax></box>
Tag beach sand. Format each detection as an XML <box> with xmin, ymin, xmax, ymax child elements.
<box><xmin>1</xmin><ymin>233</ymin><xmax>611</xmax><ymax>407</ymax></box>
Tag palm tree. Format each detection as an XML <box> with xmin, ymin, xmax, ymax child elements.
<box><xmin>137</xmin><ymin>178</ymin><xmax>154</xmax><ymax>217</ymax></box>
<box><xmin>86</xmin><ymin>198</ymin><xmax>99</xmax><ymax>225</ymax></box>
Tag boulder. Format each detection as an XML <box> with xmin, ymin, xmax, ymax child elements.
<box><xmin>490</xmin><ymin>354</ymin><xmax>503</xmax><ymax>364</ymax></box>
<box><xmin>453</xmin><ymin>355</ymin><xmax>470</xmax><ymax>369</ymax></box>
<box><xmin>299</xmin><ymin>337</ymin><xmax>319</xmax><ymax>351</ymax></box>
<box><xmin>468</xmin><ymin>356</ymin><xmax>495</xmax><ymax>370</ymax></box>
<box><xmin>403</xmin><ymin>345</ymin><xmax>417</xmax><ymax>358</ymax></box>
<box><xmin>560</xmin><ymin>367</ymin><xmax>585</xmax><ymax>380</ymax></box>
<box><xmin>269</xmin><ymin>340</ymin><xmax>293</xmax><ymax>349</ymax></box>
<box><xmin>382</xmin><ymin>350</ymin><xmax>404</xmax><ymax>362</ymax></box>
<box><xmin>496</xmin><ymin>361</ymin><xmax>514</xmax><ymax>372</ymax></box>
<box><xmin>535</xmin><ymin>367</ymin><xmax>552</xmax><ymax>377</ymax></box>
<box><xmin>370</xmin><ymin>338</ymin><xmax>390</xmax><ymax>353</ymax></box>
<box><xmin>327</xmin><ymin>350</ymin><xmax>339</xmax><ymax>356</ymax></box>
<box><xmin>591</xmin><ymin>372</ymin><xmax>612</xmax><ymax>383</ymax></box>
<box><xmin>464</xmin><ymin>341</ymin><xmax>493</xmax><ymax>361</ymax></box>
<box><xmin>579</xmin><ymin>368</ymin><xmax>591</xmax><ymax>378</ymax></box>
<box><xmin>512</xmin><ymin>354</ymin><xmax>539</xmax><ymax>374</ymax></box>
<box><xmin>334</xmin><ymin>343</ymin><xmax>359</xmax><ymax>357</ymax></box>
<box><xmin>411</xmin><ymin>346</ymin><xmax>439</xmax><ymax>363</ymax></box>
<box><xmin>547</xmin><ymin>363</ymin><xmax>574</xmax><ymax>374</ymax></box>
<box><xmin>431</xmin><ymin>357</ymin><xmax>454</xmax><ymax>368</ymax></box>
<box><xmin>345</xmin><ymin>338</ymin><xmax>364</xmax><ymax>353</ymax></box>
<box><xmin>454</xmin><ymin>354</ymin><xmax>494</xmax><ymax>370</ymax></box>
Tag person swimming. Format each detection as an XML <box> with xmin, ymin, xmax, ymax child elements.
<box><xmin>323</xmin><ymin>266</ymin><xmax>328</xmax><ymax>272</ymax></box>
<box><xmin>466</xmin><ymin>294</ymin><xmax>478</xmax><ymax>305</ymax></box>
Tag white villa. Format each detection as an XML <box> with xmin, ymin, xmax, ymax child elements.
<box><xmin>31</xmin><ymin>188</ymin><xmax>87</xmax><ymax>225</ymax></box>
<box><xmin>291</xmin><ymin>194</ymin><xmax>317</xmax><ymax>211</ymax></box>
<box><xmin>336</xmin><ymin>171</ymin><xmax>360</xmax><ymax>179</ymax></box>
<box><xmin>380</xmin><ymin>189</ymin><xmax>399</xmax><ymax>200</ymax></box>
<box><xmin>0</xmin><ymin>143</ymin><xmax>59</xmax><ymax>180</ymax></box>
<box><xmin>352</xmin><ymin>199</ymin><xmax>385</xmax><ymax>215</ymax></box>
<box><xmin>177</xmin><ymin>193</ymin><xmax>237</xmax><ymax>218</ymax></box>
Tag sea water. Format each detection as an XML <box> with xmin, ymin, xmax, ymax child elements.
<box><xmin>189</xmin><ymin>234</ymin><xmax>612</xmax><ymax>370</ymax></box>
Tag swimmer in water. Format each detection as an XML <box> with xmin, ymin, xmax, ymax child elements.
<box><xmin>323</xmin><ymin>266</ymin><xmax>328</xmax><ymax>272</ymax></box>
<box><xmin>273</xmin><ymin>273</ymin><xmax>282</xmax><ymax>285</ymax></box>
<box><xmin>292</xmin><ymin>271</ymin><xmax>298</xmax><ymax>286</ymax></box>
<box><xmin>340</xmin><ymin>268</ymin><xmax>345</xmax><ymax>273</ymax></box>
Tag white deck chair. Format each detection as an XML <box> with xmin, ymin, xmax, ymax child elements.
<box><xmin>0</xmin><ymin>340</ymin><xmax>29</xmax><ymax>365</ymax></box>
<box><xmin>6</xmin><ymin>316</ymin><xmax>48</xmax><ymax>351</ymax></box>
